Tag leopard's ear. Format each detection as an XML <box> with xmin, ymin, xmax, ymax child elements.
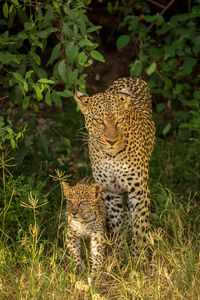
<box><xmin>90</xmin><ymin>183</ymin><xmax>102</xmax><ymax>201</ymax></box>
<box><xmin>119</xmin><ymin>88</ymin><xmax>131</xmax><ymax>96</ymax></box>
<box><xmin>118</xmin><ymin>88</ymin><xmax>132</xmax><ymax>110</ymax></box>
<box><xmin>62</xmin><ymin>182</ymin><xmax>71</xmax><ymax>197</ymax></box>
<box><xmin>74</xmin><ymin>91</ymin><xmax>90</xmax><ymax>114</ymax></box>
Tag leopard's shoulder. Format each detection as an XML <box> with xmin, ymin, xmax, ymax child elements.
<box><xmin>105</xmin><ymin>77</ymin><xmax>152</xmax><ymax>114</ymax></box>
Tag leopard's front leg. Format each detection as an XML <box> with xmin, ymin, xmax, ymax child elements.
<box><xmin>127</xmin><ymin>177</ymin><xmax>150</xmax><ymax>258</ymax></box>
<box><xmin>101</xmin><ymin>189</ymin><xmax>124</xmax><ymax>233</ymax></box>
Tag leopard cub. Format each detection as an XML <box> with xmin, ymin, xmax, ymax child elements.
<box><xmin>62</xmin><ymin>177</ymin><xmax>106</xmax><ymax>278</ymax></box>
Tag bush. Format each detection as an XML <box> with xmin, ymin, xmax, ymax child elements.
<box><xmin>0</xmin><ymin>0</ymin><xmax>104</xmax><ymax>150</ymax></box>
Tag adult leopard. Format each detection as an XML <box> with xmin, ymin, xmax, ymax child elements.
<box><xmin>75</xmin><ymin>77</ymin><xmax>155</xmax><ymax>246</ymax></box>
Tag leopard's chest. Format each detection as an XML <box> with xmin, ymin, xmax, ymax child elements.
<box><xmin>92</xmin><ymin>155</ymin><xmax>133</xmax><ymax>192</ymax></box>
<box><xmin>68</xmin><ymin>218</ymin><xmax>102</xmax><ymax>237</ymax></box>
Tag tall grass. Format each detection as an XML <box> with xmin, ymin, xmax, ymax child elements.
<box><xmin>0</xmin><ymin>147</ymin><xmax>200</xmax><ymax>299</ymax></box>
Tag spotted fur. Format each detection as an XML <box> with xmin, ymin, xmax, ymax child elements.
<box><xmin>75</xmin><ymin>77</ymin><xmax>155</xmax><ymax>250</ymax></box>
<box><xmin>62</xmin><ymin>178</ymin><xmax>106</xmax><ymax>277</ymax></box>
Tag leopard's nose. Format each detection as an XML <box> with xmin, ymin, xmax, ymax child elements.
<box><xmin>106</xmin><ymin>139</ymin><xmax>117</xmax><ymax>146</ymax></box>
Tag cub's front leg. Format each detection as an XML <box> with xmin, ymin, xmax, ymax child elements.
<box><xmin>66</xmin><ymin>232</ymin><xmax>82</xmax><ymax>272</ymax></box>
<box><xmin>90</xmin><ymin>233</ymin><xmax>105</xmax><ymax>279</ymax></box>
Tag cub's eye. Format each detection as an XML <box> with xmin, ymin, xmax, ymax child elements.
<box><xmin>93</xmin><ymin>118</ymin><xmax>104</xmax><ymax>125</ymax></box>
<box><xmin>67</xmin><ymin>200</ymin><xmax>73</xmax><ymax>206</ymax></box>
<box><xmin>78</xmin><ymin>201</ymin><xmax>85</xmax><ymax>207</ymax></box>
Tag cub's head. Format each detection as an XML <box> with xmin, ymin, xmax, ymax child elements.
<box><xmin>62</xmin><ymin>181</ymin><xmax>102</xmax><ymax>221</ymax></box>
<box><xmin>74</xmin><ymin>90</ymin><xmax>132</xmax><ymax>154</ymax></box>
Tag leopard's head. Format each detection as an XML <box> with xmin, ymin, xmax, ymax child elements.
<box><xmin>75</xmin><ymin>89</ymin><xmax>132</xmax><ymax>155</ymax></box>
<box><xmin>62</xmin><ymin>182</ymin><xmax>102</xmax><ymax>221</ymax></box>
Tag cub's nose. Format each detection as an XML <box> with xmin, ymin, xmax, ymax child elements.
<box><xmin>71</xmin><ymin>209</ymin><xmax>78</xmax><ymax>216</ymax></box>
<box><xmin>106</xmin><ymin>139</ymin><xmax>117</xmax><ymax>146</ymax></box>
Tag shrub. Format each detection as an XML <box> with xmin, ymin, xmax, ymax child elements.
<box><xmin>0</xmin><ymin>0</ymin><xmax>104</xmax><ymax>150</ymax></box>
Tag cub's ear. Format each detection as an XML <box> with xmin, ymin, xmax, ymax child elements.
<box><xmin>74</xmin><ymin>91</ymin><xmax>90</xmax><ymax>114</ymax></box>
<box><xmin>90</xmin><ymin>183</ymin><xmax>102</xmax><ymax>201</ymax></box>
<box><xmin>118</xmin><ymin>89</ymin><xmax>132</xmax><ymax>110</ymax></box>
<box><xmin>62</xmin><ymin>182</ymin><xmax>71</xmax><ymax>197</ymax></box>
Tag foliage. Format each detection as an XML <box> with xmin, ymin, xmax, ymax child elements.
<box><xmin>0</xmin><ymin>116</ymin><xmax>26</xmax><ymax>149</ymax></box>
<box><xmin>1</xmin><ymin>168</ymin><xmax>200</xmax><ymax>298</ymax></box>
<box><xmin>0</xmin><ymin>0</ymin><xmax>103</xmax><ymax>150</ymax></box>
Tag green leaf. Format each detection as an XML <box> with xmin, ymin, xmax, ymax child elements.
<box><xmin>65</xmin><ymin>41</ymin><xmax>74</xmax><ymax>53</ymax></box>
<box><xmin>23</xmin><ymin>96</ymin><xmax>30</xmax><ymax>109</ymax></box>
<box><xmin>31</xmin><ymin>52</ymin><xmax>41</xmax><ymax>65</ymax></box>
<box><xmin>164</xmin><ymin>78</ymin><xmax>173</xmax><ymax>91</ymax></box>
<box><xmin>130</xmin><ymin>60</ymin><xmax>143</xmax><ymax>77</ymax></box>
<box><xmin>33</xmin><ymin>84</ymin><xmax>43</xmax><ymax>101</ymax></box>
<box><xmin>116</xmin><ymin>35</ymin><xmax>130</xmax><ymax>51</ymax></box>
<box><xmin>25</xmin><ymin>70</ymin><xmax>34</xmax><ymax>79</ymax></box>
<box><xmin>193</xmin><ymin>90</ymin><xmax>200</xmax><ymax>100</ymax></box>
<box><xmin>66</xmin><ymin>45</ymin><xmax>79</xmax><ymax>64</ymax></box>
<box><xmin>38</xmin><ymin>78</ymin><xmax>54</xmax><ymax>84</ymax></box>
<box><xmin>181</xmin><ymin>99</ymin><xmax>199</xmax><ymax>108</ymax></box>
<box><xmin>156</xmin><ymin>23</ymin><xmax>171</xmax><ymax>35</ymax></box>
<box><xmin>58</xmin><ymin>60</ymin><xmax>67</xmax><ymax>82</ymax></box>
<box><xmin>145</xmin><ymin>62</ymin><xmax>157</xmax><ymax>75</ymax></box>
<box><xmin>33</xmin><ymin>104</ymin><xmax>39</xmax><ymax>112</ymax></box>
<box><xmin>0</xmin><ymin>116</ymin><xmax>5</xmax><ymax>127</ymax></box>
<box><xmin>63</xmin><ymin>23</ymin><xmax>72</xmax><ymax>36</ymax></box>
<box><xmin>56</xmin><ymin>90</ymin><xmax>74</xmax><ymax>97</ymax></box>
<box><xmin>3</xmin><ymin>2</ymin><xmax>9</xmax><ymax>18</ymax></box>
<box><xmin>78</xmin><ymin>51</ymin><xmax>87</xmax><ymax>65</ymax></box>
<box><xmin>149</xmin><ymin>46</ymin><xmax>162</xmax><ymax>59</ymax></box>
<box><xmin>173</xmin><ymin>84</ymin><xmax>183</xmax><ymax>95</ymax></box>
<box><xmin>87</xmin><ymin>25</ymin><xmax>102</xmax><ymax>33</ymax></box>
<box><xmin>29</xmin><ymin>58</ymin><xmax>47</xmax><ymax>78</ymax></box>
<box><xmin>52</xmin><ymin>90</ymin><xmax>62</xmax><ymax>107</ymax></box>
<box><xmin>45</xmin><ymin>90</ymin><xmax>52</xmax><ymax>106</ymax></box>
<box><xmin>156</xmin><ymin>103</ymin><xmax>166</xmax><ymax>113</ymax></box>
<box><xmin>23</xmin><ymin>81</ymin><xmax>28</xmax><ymax>92</ymax></box>
<box><xmin>16</xmin><ymin>132</ymin><xmax>22</xmax><ymax>139</ymax></box>
<box><xmin>13</xmin><ymin>72</ymin><xmax>24</xmax><ymax>83</ymax></box>
<box><xmin>37</xmin><ymin>30</ymin><xmax>48</xmax><ymax>39</ymax></box>
<box><xmin>43</xmin><ymin>7</ymin><xmax>54</xmax><ymax>28</ymax></box>
<box><xmin>11</xmin><ymin>138</ymin><xmax>15</xmax><ymax>149</ymax></box>
<box><xmin>0</xmin><ymin>52</ymin><xmax>20</xmax><ymax>64</ymax></box>
<box><xmin>162</xmin><ymin>122</ymin><xmax>171</xmax><ymax>135</ymax></box>
<box><xmin>90</xmin><ymin>50</ymin><xmax>105</xmax><ymax>62</ymax></box>
<box><xmin>78</xmin><ymin>39</ymin><xmax>93</xmax><ymax>47</ymax></box>
<box><xmin>47</xmin><ymin>44</ymin><xmax>61</xmax><ymax>66</ymax></box>
<box><xmin>177</xmin><ymin>57</ymin><xmax>197</xmax><ymax>77</ymax></box>
<box><xmin>17</xmin><ymin>32</ymin><xmax>28</xmax><ymax>39</ymax></box>
<box><xmin>11</xmin><ymin>0</ymin><xmax>19</xmax><ymax>5</ymax></box>
<box><xmin>6</xmin><ymin>127</ymin><xmax>13</xmax><ymax>135</ymax></box>
<box><xmin>24</xmin><ymin>22</ymin><xmax>34</xmax><ymax>31</ymax></box>
<box><xmin>38</xmin><ymin>27</ymin><xmax>57</xmax><ymax>38</ymax></box>
<box><xmin>191</xmin><ymin>5</ymin><xmax>200</xmax><ymax>17</ymax></box>
<box><xmin>80</xmin><ymin>18</ymin><xmax>86</xmax><ymax>37</ymax></box>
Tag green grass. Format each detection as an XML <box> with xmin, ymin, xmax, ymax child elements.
<box><xmin>0</xmin><ymin>137</ymin><xmax>200</xmax><ymax>299</ymax></box>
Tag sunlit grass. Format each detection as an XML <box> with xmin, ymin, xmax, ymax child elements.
<box><xmin>0</xmin><ymin>140</ymin><xmax>200</xmax><ymax>299</ymax></box>
<box><xmin>1</xmin><ymin>183</ymin><xmax>200</xmax><ymax>299</ymax></box>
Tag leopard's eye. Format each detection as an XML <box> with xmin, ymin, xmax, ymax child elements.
<box><xmin>93</xmin><ymin>118</ymin><xmax>105</xmax><ymax>125</ymax></box>
<box><xmin>78</xmin><ymin>201</ymin><xmax>85</xmax><ymax>207</ymax></box>
<box><xmin>117</xmin><ymin>117</ymin><xmax>125</xmax><ymax>124</ymax></box>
